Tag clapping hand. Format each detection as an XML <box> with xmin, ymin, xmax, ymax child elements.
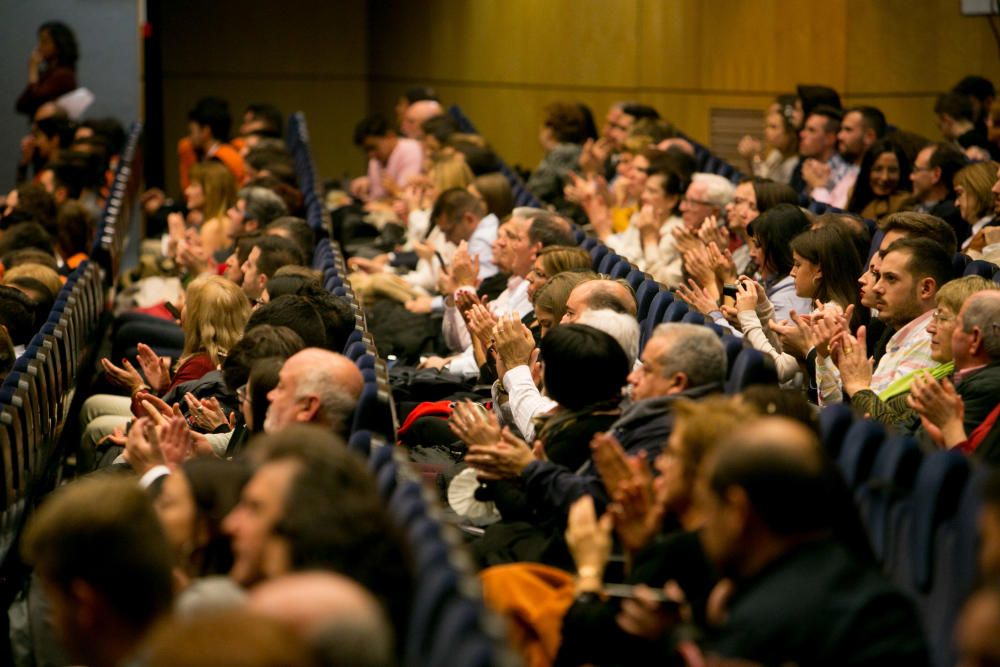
<box><xmin>136</xmin><ymin>343</ymin><xmax>171</xmax><ymax>394</ymax></box>
<box><xmin>907</xmin><ymin>373</ymin><xmax>967</xmax><ymax>447</ymax></box>
<box><xmin>450</xmin><ymin>241</ymin><xmax>480</xmax><ymax>288</ymax></box>
<box><xmin>449</xmin><ymin>400</ymin><xmax>501</xmax><ymax>449</ymax></box>
<box><xmin>101</xmin><ymin>357</ymin><xmax>144</xmax><ymax>394</ymax></box>
<box><xmin>464</xmin><ymin>427</ymin><xmax>536</xmax><ymax>480</ymax></box>
<box><xmin>676</xmin><ymin>279</ymin><xmax>721</xmax><ymax>316</ymax></box>
<box><xmin>493</xmin><ymin>313</ymin><xmax>536</xmax><ymax>375</ymax></box>
<box><xmin>590</xmin><ymin>432</ymin><xmax>632</xmax><ymax>499</ymax></box>
<box><xmin>830</xmin><ymin>325</ymin><xmax>872</xmax><ymax>396</ymax></box>
<box><xmin>565</xmin><ymin>495</ymin><xmax>613</xmax><ymax>588</ymax></box>
<box><xmin>183</xmin><ymin>393</ymin><xmax>232</xmax><ymax>432</ymax></box>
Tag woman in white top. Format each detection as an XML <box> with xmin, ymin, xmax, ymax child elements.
<box><xmin>604</xmin><ymin>167</ymin><xmax>686</xmax><ymax>286</ymax></box>
<box><xmin>955</xmin><ymin>160</ymin><xmax>999</xmax><ymax>253</ymax></box>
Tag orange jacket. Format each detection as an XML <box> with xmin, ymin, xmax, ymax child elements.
<box><xmin>177</xmin><ymin>138</ymin><xmax>246</xmax><ymax>190</ymax></box>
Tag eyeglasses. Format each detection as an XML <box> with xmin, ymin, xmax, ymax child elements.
<box><xmin>237</xmin><ymin>384</ymin><xmax>249</xmax><ymax>403</ymax></box>
<box><xmin>931</xmin><ymin>309</ymin><xmax>955</xmax><ymax>323</ymax></box>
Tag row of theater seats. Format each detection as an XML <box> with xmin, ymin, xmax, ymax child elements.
<box><xmin>285</xmin><ymin>113</ymin><xmax>331</xmax><ymax>240</ymax></box>
<box><xmin>293</xmin><ymin>116</ymin><xmax>515</xmax><ymax>667</ymax></box>
<box><xmin>820</xmin><ymin>404</ymin><xmax>984</xmax><ymax>667</ymax></box>
<box><xmin>0</xmin><ymin>125</ymin><xmax>144</xmax><ymax>573</ymax></box>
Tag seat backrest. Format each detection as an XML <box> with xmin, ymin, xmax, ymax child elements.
<box><xmin>725</xmin><ymin>349</ymin><xmax>777</xmax><ymax>393</ymax></box>
<box><xmin>910</xmin><ymin>451</ymin><xmax>970</xmax><ymax>592</ymax></box>
<box><xmin>634</xmin><ymin>280</ymin><xmax>659</xmax><ymax>320</ymax></box>
<box><xmin>597</xmin><ymin>251</ymin><xmax>620</xmax><ymax>275</ymax></box>
<box><xmin>965</xmin><ymin>259</ymin><xmax>999</xmax><ymax>278</ymax></box>
<box><xmin>639</xmin><ymin>291</ymin><xmax>674</xmax><ymax>350</ymax></box>
<box><xmin>819</xmin><ymin>404</ymin><xmax>854</xmax><ymax>458</ymax></box>
<box><xmin>663</xmin><ymin>300</ymin><xmax>689</xmax><ymax>323</ymax></box>
<box><xmin>680</xmin><ymin>310</ymin><xmax>705</xmax><ymax>326</ymax></box>
<box><xmin>836</xmin><ymin>419</ymin><xmax>887</xmax><ymax>488</ymax></box>
<box><xmin>589</xmin><ymin>243</ymin><xmax>609</xmax><ymax>271</ymax></box>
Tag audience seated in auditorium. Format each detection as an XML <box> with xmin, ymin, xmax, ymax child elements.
<box><xmin>907</xmin><ymin>291</ymin><xmax>1000</xmax><ymax>463</ymax></box>
<box><xmin>832</xmin><ymin>237</ymin><xmax>953</xmax><ymax>402</ymax></box>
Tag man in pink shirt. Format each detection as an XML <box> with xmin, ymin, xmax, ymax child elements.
<box><xmin>350</xmin><ymin>113</ymin><xmax>423</xmax><ymax>201</ymax></box>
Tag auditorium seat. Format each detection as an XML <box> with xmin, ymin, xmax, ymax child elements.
<box><xmin>836</xmin><ymin>419</ymin><xmax>887</xmax><ymax>489</ymax></box>
<box><xmin>858</xmin><ymin>434</ymin><xmax>923</xmax><ymax>563</ymax></box>
<box><xmin>725</xmin><ymin>349</ymin><xmax>777</xmax><ymax>393</ymax></box>
<box><xmin>964</xmin><ymin>259</ymin><xmax>999</xmax><ymax>278</ymax></box>
<box><xmin>634</xmin><ymin>280</ymin><xmax>660</xmax><ymax>320</ymax></box>
<box><xmin>819</xmin><ymin>403</ymin><xmax>854</xmax><ymax>458</ymax></box>
<box><xmin>663</xmin><ymin>300</ymin><xmax>689</xmax><ymax>323</ymax></box>
<box><xmin>639</xmin><ymin>291</ymin><xmax>673</xmax><ymax>350</ymax></box>
<box><xmin>597</xmin><ymin>251</ymin><xmax>620</xmax><ymax>275</ymax></box>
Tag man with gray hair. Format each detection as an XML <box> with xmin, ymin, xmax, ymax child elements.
<box><xmin>681</xmin><ymin>173</ymin><xmax>735</xmax><ymax>233</ymax></box>
<box><xmin>225</xmin><ymin>186</ymin><xmax>289</xmax><ymax>243</ymax></box>
<box><xmin>911</xmin><ymin>290</ymin><xmax>1000</xmax><ymax>457</ymax></box>
<box><xmin>264</xmin><ymin>348</ymin><xmax>364</xmax><ymax>436</ymax></box>
<box><xmin>500</xmin><ymin>322</ymin><xmax>727</xmax><ymax>521</ymax></box>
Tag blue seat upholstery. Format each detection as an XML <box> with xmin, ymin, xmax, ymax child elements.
<box><xmin>965</xmin><ymin>259</ymin><xmax>999</xmax><ymax>278</ymax></box>
<box><xmin>639</xmin><ymin>291</ymin><xmax>674</xmax><ymax>350</ymax></box>
<box><xmin>725</xmin><ymin>349</ymin><xmax>777</xmax><ymax>393</ymax></box>
<box><xmin>597</xmin><ymin>251</ymin><xmax>620</xmax><ymax>275</ymax></box>
<box><xmin>634</xmin><ymin>280</ymin><xmax>660</xmax><ymax>320</ymax></box>
<box><xmin>663</xmin><ymin>300</ymin><xmax>689</xmax><ymax>323</ymax></box>
<box><xmin>836</xmin><ymin>419</ymin><xmax>886</xmax><ymax>488</ymax></box>
<box><xmin>819</xmin><ymin>404</ymin><xmax>854</xmax><ymax>458</ymax></box>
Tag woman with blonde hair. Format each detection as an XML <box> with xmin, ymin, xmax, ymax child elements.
<box><xmin>168</xmin><ymin>160</ymin><xmax>237</xmax><ymax>262</ymax></box>
<box><xmin>954</xmin><ymin>160</ymin><xmax>999</xmax><ymax>253</ymax></box>
<box><xmin>80</xmin><ymin>275</ymin><xmax>250</xmax><ymax>470</ymax></box>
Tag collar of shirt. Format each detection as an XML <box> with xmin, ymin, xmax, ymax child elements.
<box><xmin>971</xmin><ymin>214</ymin><xmax>996</xmax><ymax>238</ymax></box>
<box><xmin>886</xmin><ymin>309</ymin><xmax>933</xmax><ymax>352</ymax></box>
<box><xmin>954</xmin><ymin>363</ymin><xmax>989</xmax><ymax>384</ymax></box>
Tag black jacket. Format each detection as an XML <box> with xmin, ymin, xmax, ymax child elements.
<box><xmin>707</xmin><ymin>538</ymin><xmax>928</xmax><ymax>666</ymax></box>
<box><xmin>520</xmin><ymin>383</ymin><xmax>722</xmax><ymax>522</ymax></box>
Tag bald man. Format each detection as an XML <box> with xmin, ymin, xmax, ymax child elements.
<box><xmin>561</xmin><ymin>278</ymin><xmax>637</xmax><ymax>324</ymax></box>
<box><xmin>264</xmin><ymin>348</ymin><xmax>364</xmax><ymax>435</ymax></box>
<box><xmin>698</xmin><ymin>417</ymin><xmax>928</xmax><ymax>665</ymax></box>
<box><xmin>249</xmin><ymin>572</ymin><xmax>395</xmax><ymax>667</ymax></box>
<box><xmin>401</xmin><ymin>99</ymin><xmax>444</xmax><ymax>139</ymax></box>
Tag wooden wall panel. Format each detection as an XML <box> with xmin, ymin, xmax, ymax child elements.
<box><xmin>368</xmin><ymin>0</ymin><xmax>640</xmax><ymax>87</ymax></box>
<box><xmin>160</xmin><ymin>0</ymin><xmax>367</xmax><ymax>195</ymax></box>
<box><xmin>638</xmin><ymin>0</ymin><xmax>848</xmax><ymax>93</ymax></box>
